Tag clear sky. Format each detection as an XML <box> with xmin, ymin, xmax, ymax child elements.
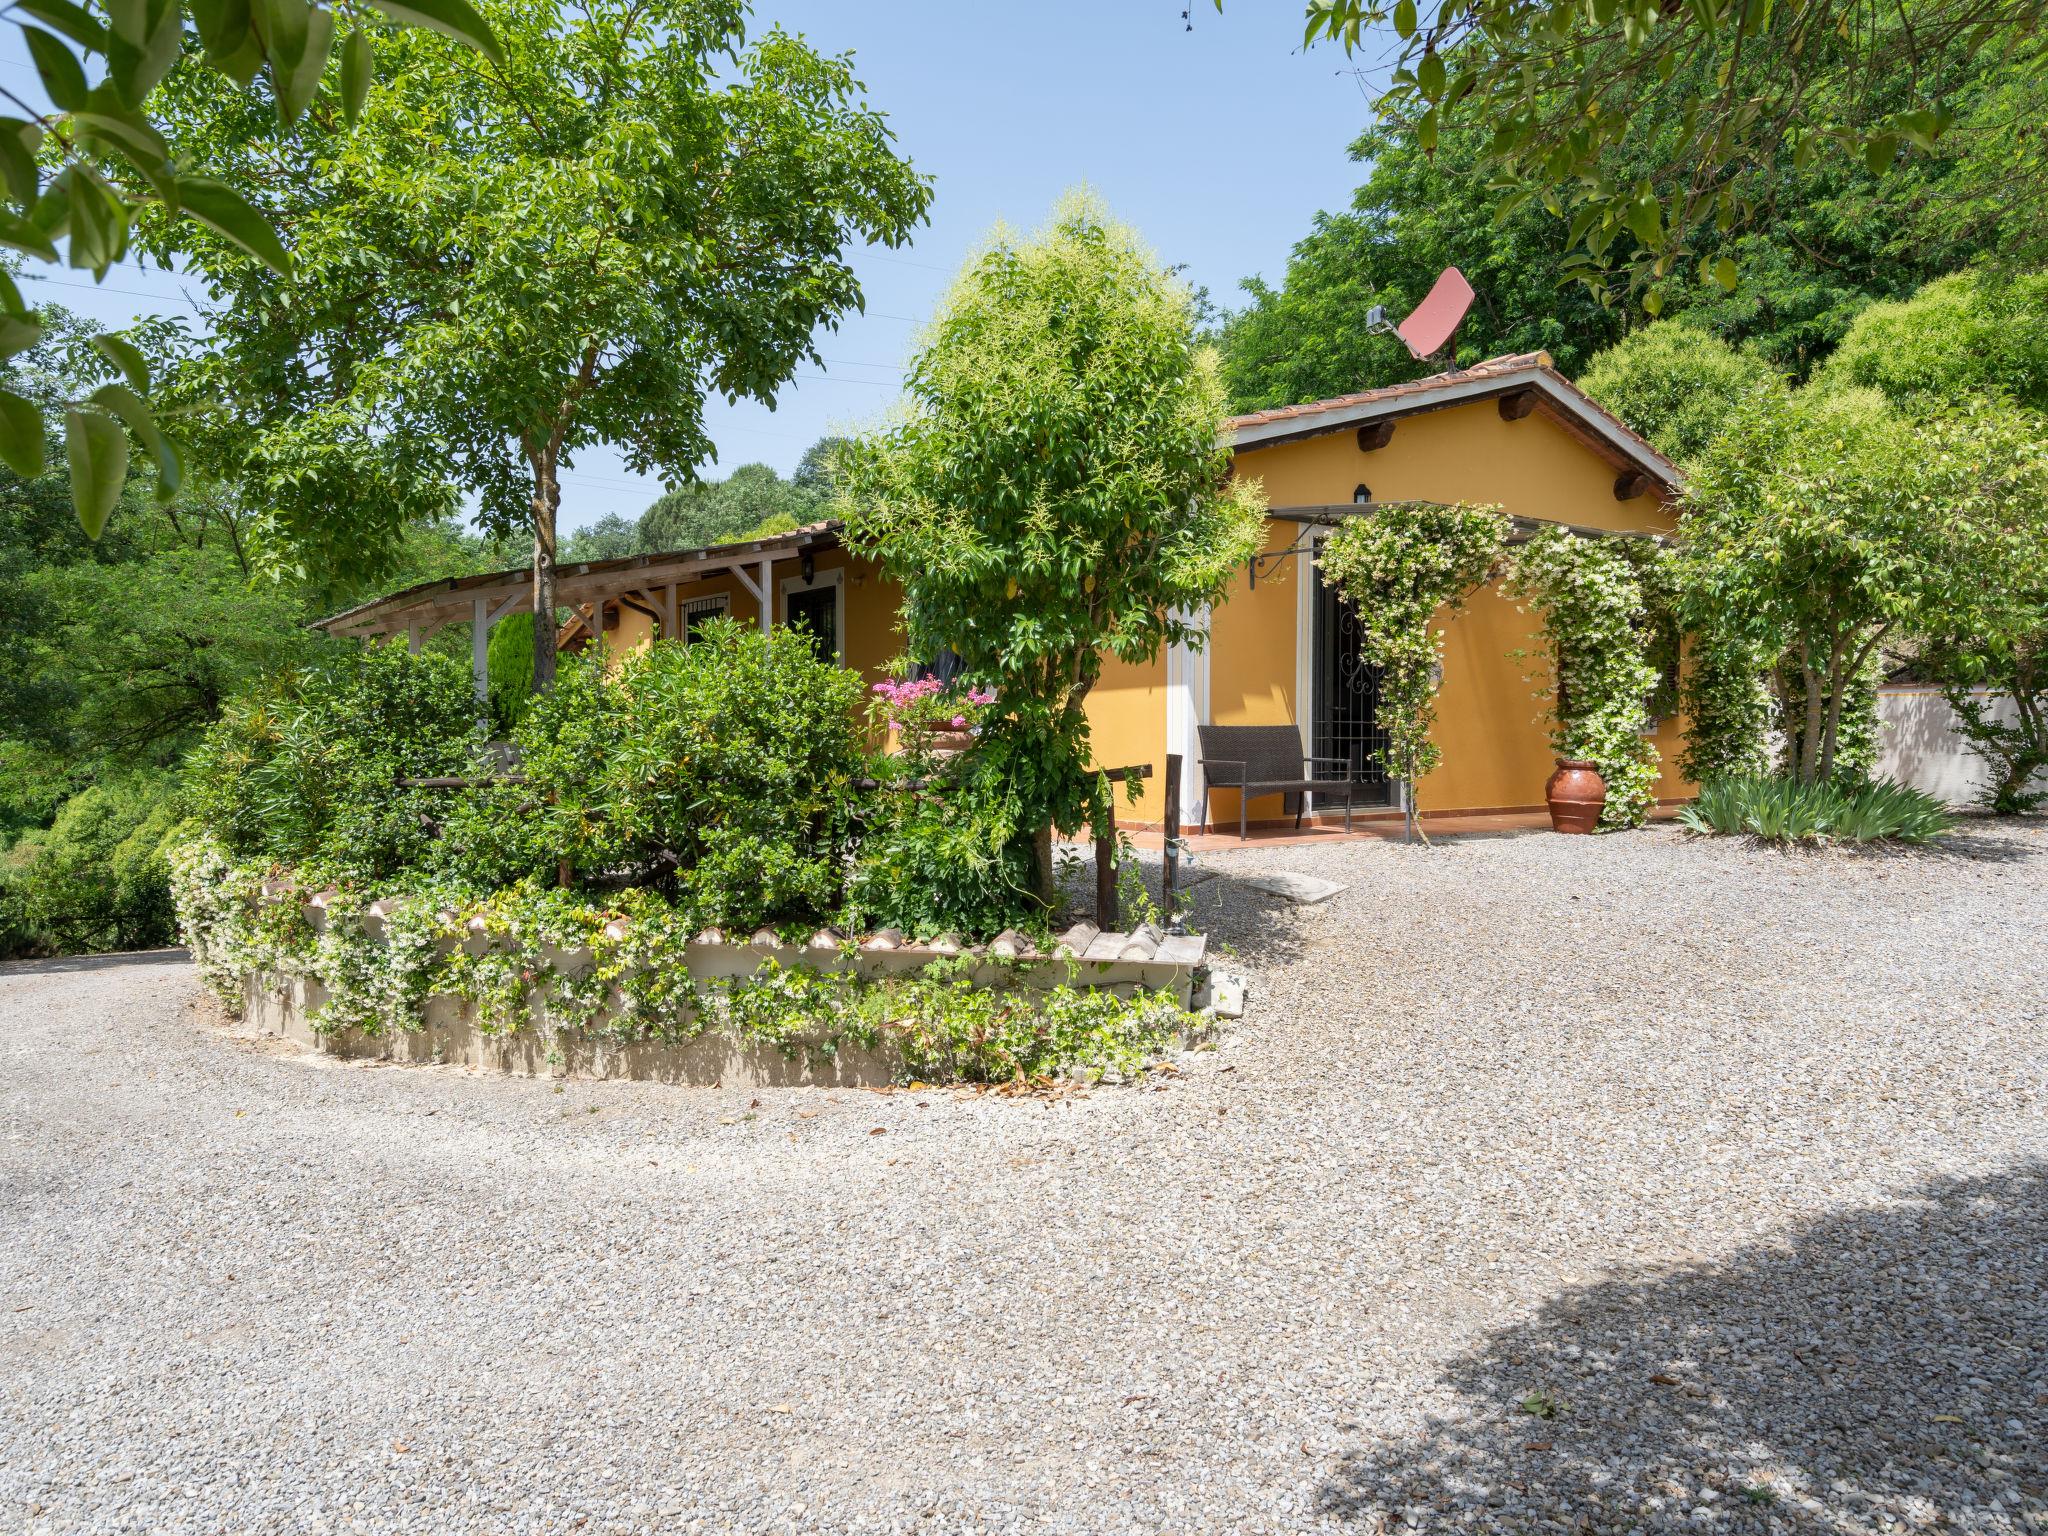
<box><xmin>3</xmin><ymin>3</ymin><xmax>1380</xmax><ymax>535</ymax></box>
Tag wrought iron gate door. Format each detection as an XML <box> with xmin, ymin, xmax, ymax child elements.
<box><xmin>1311</xmin><ymin>550</ymin><xmax>1395</xmax><ymax>806</ymax></box>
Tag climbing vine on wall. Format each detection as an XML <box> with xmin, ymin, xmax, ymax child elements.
<box><xmin>1505</xmin><ymin>528</ymin><xmax>1664</xmax><ymax>829</ymax></box>
<box><xmin>1317</xmin><ymin>502</ymin><xmax>1511</xmax><ymax>831</ymax></box>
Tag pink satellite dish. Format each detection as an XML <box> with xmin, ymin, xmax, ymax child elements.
<box><xmin>1394</xmin><ymin>267</ymin><xmax>1475</xmax><ymax>361</ymax></box>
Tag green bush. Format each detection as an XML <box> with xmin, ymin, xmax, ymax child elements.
<box><xmin>0</xmin><ymin>778</ymin><xmax>183</xmax><ymax>957</ymax></box>
<box><xmin>1677</xmin><ymin>774</ymin><xmax>1953</xmax><ymax>844</ymax></box>
<box><xmin>845</xmin><ymin>751</ymin><xmax>1040</xmax><ymax>938</ymax></box>
<box><xmin>1578</xmin><ymin>322</ymin><xmax>1788</xmax><ymax>466</ymax></box>
<box><xmin>485</xmin><ymin>612</ymin><xmax>536</xmax><ymax>735</ymax></box>
<box><xmin>447</xmin><ymin>621</ymin><xmax>871</xmax><ymax>931</ymax></box>
<box><xmin>185</xmin><ymin>642</ymin><xmax>486</xmax><ymax>879</ymax></box>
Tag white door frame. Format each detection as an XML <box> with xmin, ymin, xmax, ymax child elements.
<box><xmin>1165</xmin><ymin>606</ymin><xmax>1211</xmax><ymax>829</ymax></box>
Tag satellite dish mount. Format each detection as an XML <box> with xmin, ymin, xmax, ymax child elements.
<box><xmin>1368</xmin><ymin>267</ymin><xmax>1476</xmax><ymax>365</ymax></box>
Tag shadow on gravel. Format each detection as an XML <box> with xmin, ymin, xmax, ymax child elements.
<box><xmin>0</xmin><ymin>947</ymin><xmax>189</xmax><ymax>976</ymax></box>
<box><xmin>1319</xmin><ymin>1163</ymin><xmax>2048</xmax><ymax>1532</ymax></box>
<box><xmin>1060</xmin><ymin>850</ymin><xmax>1326</xmax><ymax>966</ymax></box>
<box><xmin>1920</xmin><ymin>828</ymin><xmax>2041</xmax><ymax>866</ymax></box>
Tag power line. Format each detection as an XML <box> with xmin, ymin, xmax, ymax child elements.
<box><xmin>15</xmin><ymin>270</ymin><xmax>205</xmax><ymax>307</ymax></box>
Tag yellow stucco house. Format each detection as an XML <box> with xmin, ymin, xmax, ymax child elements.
<box><xmin>320</xmin><ymin>352</ymin><xmax>1683</xmax><ymax>833</ymax></box>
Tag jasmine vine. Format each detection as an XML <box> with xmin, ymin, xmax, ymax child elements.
<box><xmin>1316</xmin><ymin>501</ymin><xmax>1512</xmax><ymax>830</ymax></box>
<box><xmin>168</xmin><ymin>835</ymin><xmax>1199</xmax><ymax>1086</ymax></box>
<box><xmin>1506</xmin><ymin>527</ymin><xmax>1664</xmax><ymax>829</ymax></box>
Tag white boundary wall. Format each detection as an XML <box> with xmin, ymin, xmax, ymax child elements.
<box><xmin>1876</xmin><ymin>685</ymin><xmax>2041</xmax><ymax>807</ymax></box>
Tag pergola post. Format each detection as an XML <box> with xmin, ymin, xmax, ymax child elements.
<box><xmin>758</xmin><ymin>556</ymin><xmax>773</xmax><ymax>635</ymax></box>
<box><xmin>472</xmin><ymin>597</ymin><xmax>490</xmax><ymax>702</ymax></box>
<box><xmin>470</xmin><ymin>592</ymin><xmax>524</xmax><ymax>705</ymax></box>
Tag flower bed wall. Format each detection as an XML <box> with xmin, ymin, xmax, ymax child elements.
<box><xmin>175</xmin><ymin>840</ymin><xmax>1216</xmax><ymax>1088</ymax></box>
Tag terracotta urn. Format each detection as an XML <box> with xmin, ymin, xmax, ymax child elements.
<box><xmin>1545</xmin><ymin>758</ymin><xmax>1606</xmax><ymax>834</ymax></box>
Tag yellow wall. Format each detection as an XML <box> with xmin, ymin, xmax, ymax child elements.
<box><xmin>1221</xmin><ymin>398</ymin><xmax>1683</xmax><ymax>820</ymax></box>
<box><xmin>599</xmin><ymin>550</ymin><xmax>905</xmax><ymax>697</ymax></box>
<box><xmin>1083</xmin><ymin>653</ymin><xmax>1168</xmax><ymax>824</ymax></box>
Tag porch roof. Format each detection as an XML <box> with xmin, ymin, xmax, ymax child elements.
<box><xmin>314</xmin><ymin>521</ymin><xmax>845</xmax><ymax>639</ymax></box>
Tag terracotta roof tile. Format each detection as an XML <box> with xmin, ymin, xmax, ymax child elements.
<box><xmin>1223</xmin><ymin>352</ymin><xmax>1553</xmax><ymax>430</ymax></box>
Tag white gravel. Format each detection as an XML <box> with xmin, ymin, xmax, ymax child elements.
<box><xmin>3</xmin><ymin>822</ymin><xmax>2044</xmax><ymax>1535</ymax></box>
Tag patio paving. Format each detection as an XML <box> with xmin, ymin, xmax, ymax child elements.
<box><xmin>2</xmin><ymin>820</ymin><xmax>2042</xmax><ymax>1534</ymax></box>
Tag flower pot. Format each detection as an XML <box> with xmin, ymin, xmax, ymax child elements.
<box><xmin>1545</xmin><ymin>758</ymin><xmax>1606</xmax><ymax>834</ymax></box>
<box><xmin>924</xmin><ymin>727</ymin><xmax>977</xmax><ymax>757</ymax></box>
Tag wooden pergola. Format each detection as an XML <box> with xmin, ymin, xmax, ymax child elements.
<box><xmin>313</xmin><ymin>522</ymin><xmax>846</xmax><ymax>700</ymax></box>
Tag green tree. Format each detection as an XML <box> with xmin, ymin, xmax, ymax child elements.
<box><xmin>792</xmin><ymin>435</ymin><xmax>851</xmax><ymax>502</ymax></box>
<box><xmin>559</xmin><ymin>513</ymin><xmax>641</xmax><ymax>563</ymax></box>
<box><xmin>1578</xmin><ymin>322</ymin><xmax>1788</xmax><ymax>466</ymax></box>
<box><xmin>0</xmin><ymin>0</ymin><xmax>501</xmax><ymax>535</ymax></box>
<box><xmin>148</xmin><ymin>0</ymin><xmax>930</xmax><ymax>687</ymax></box>
<box><xmin>840</xmin><ymin>193</ymin><xmax>1266</xmax><ymax>901</ymax></box>
<box><xmin>1235</xmin><ymin>0</ymin><xmax>2042</xmax><ymax>304</ymax></box>
<box><xmin>1813</xmin><ymin>270</ymin><xmax>2048</xmax><ymax>412</ymax></box>
<box><xmin>1215</xmin><ymin>34</ymin><xmax>2010</xmax><ymax>413</ymax></box>
<box><xmin>1677</xmin><ymin>392</ymin><xmax>2044</xmax><ymax>781</ymax></box>
<box><xmin>0</xmin><ymin>776</ymin><xmax>183</xmax><ymax>957</ymax></box>
<box><xmin>638</xmin><ymin>460</ymin><xmax>822</xmax><ymax>552</ymax></box>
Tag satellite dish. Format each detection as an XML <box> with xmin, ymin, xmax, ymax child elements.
<box><xmin>1379</xmin><ymin>267</ymin><xmax>1475</xmax><ymax>363</ymax></box>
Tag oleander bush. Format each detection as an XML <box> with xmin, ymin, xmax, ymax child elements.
<box><xmin>1678</xmin><ymin>774</ymin><xmax>1953</xmax><ymax>845</ymax></box>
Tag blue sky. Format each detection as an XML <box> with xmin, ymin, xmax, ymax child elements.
<box><xmin>5</xmin><ymin>3</ymin><xmax>1379</xmax><ymax>535</ymax></box>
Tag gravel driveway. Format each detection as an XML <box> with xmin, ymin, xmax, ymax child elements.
<box><xmin>3</xmin><ymin>823</ymin><xmax>2044</xmax><ymax>1535</ymax></box>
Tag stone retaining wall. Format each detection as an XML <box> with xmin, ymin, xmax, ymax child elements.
<box><xmin>231</xmin><ymin>900</ymin><xmax>1217</xmax><ymax>1087</ymax></box>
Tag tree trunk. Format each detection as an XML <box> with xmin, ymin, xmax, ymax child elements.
<box><xmin>531</xmin><ymin>453</ymin><xmax>561</xmax><ymax>691</ymax></box>
<box><xmin>1031</xmin><ymin>822</ymin><xmax>1057</xmax><ymax>914</ymax></box>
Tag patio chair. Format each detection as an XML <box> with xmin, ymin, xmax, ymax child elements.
<box><xmin>1196</xmin><ymin>724</ymin><xmax>1359</xmax><ymax>840</ymax></box>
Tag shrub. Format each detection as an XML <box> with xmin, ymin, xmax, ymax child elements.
<box><xmin>185</xmin><ymin>642</ymin><xmax>487</xmax><ymax>879</ymax></box>
<box><xmin>1677</xmin><ymin>774</ymin><xmax>1953</xmax><ymax>844</ymax></box>
<box><xmin>0</xmin><ymin>777</ymin><xmax>182</xmax><ymax>957</ymax></box>
<box><xmin>485</xmin><ymin>612</ymin><xmax>536</xmax><ymax>735</ymax></box>
<box><xmin>846</xmin><ymin>751</ymin><xmax>1041</xmax><ymax>939</ymax></box>
<box><xmin>478</xmin><ymin>621</ymin><xmax>870</xmax><ymax>931</ymax></box>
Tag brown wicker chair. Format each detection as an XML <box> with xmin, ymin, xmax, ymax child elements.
<box><xmin>1196</xmin><ymin>724</ymin><xmax>1359</xmax><ymax>840</ymax></box>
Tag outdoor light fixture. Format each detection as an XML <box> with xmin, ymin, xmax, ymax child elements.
<box><xmin>801</xmin><ymin>550</ymin><xmax>816</xmax><ymax>584</ymax></box>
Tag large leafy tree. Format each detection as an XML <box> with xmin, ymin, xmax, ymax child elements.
<box><xmin>1812</xmin><ymin>269</ymin><xmax>2048</xmax><ymax>412</ymax></box>
<box><xmin>1577</xmin><ymin>321</ymin><xmax>1787</xmax><ymax>465</ymax></box>
<box><xmin>1229</xmin><ymin>0</ymin><xmax>2042</xmax><ymax>305</ymax></box>
<box><xmin>840</xmin><ymin>193</ymin><xmax>1266</xmax><ymax>901</ymax></box>
<box><xmin>638</xmin><ymin>458</ymin><xmax>824</xmax><ymax>553</ymax></box>
<box><xmin>1216</xmin><ymin>29</ymin><xmax>2009</xmax><ymax>412</ymax></box>
<box><xmin>147</xmin><ymin>0</ymin><xmax>931</xmax><ymax>686</ymax></box>
<box><xmin>0</xmin><ymin>0</ymin><xmax>502</xmax><ymax>535</ymax></box>
<box><xmin>1677</xmin><ymin>390</ymin><xmax>2046</xmax><ymax>782</ymax></box>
